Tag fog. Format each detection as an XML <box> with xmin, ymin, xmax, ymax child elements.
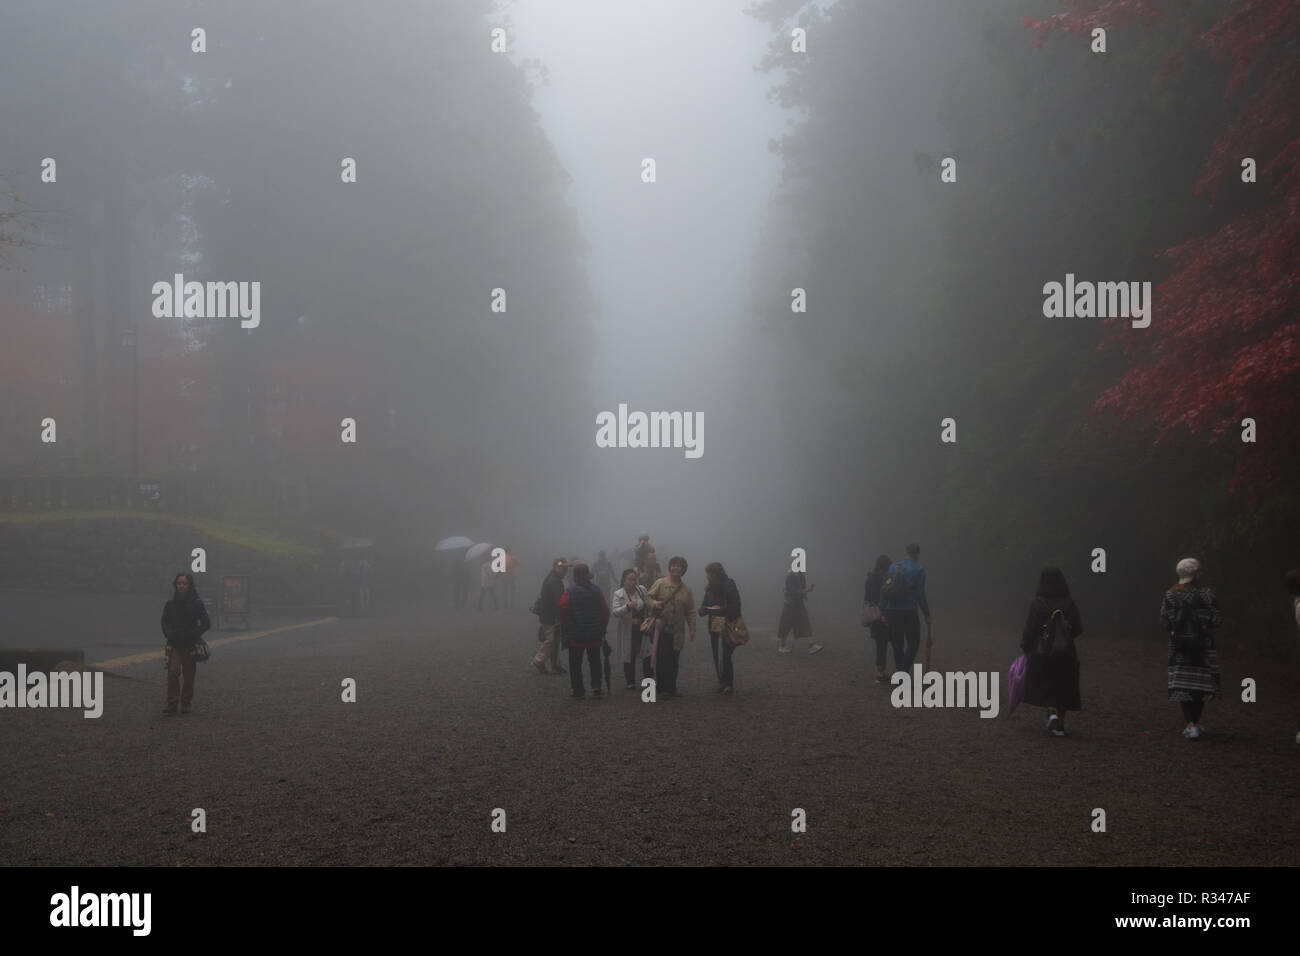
<box><xmin>2</xmin><ymin>0</ymin><xmax>1296</xmax><ymax>638</ymax></box>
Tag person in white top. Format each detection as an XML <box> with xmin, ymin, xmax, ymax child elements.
<box><xmin>611</xmin><ymin>568</ymin><xmax>650</xmax><ymax>690</ymax></box>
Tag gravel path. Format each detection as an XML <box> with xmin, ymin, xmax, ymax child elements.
<box><xmin>2</xmin><ymin>597</ymin><xmax>1298</xmax><ymax>866</ymax></box>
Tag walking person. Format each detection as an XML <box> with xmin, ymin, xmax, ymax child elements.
<box><xmin>699</xmin><ymin>562</ymin><xmax>742</xmax><ymax>695</ymax></box>
<box><xmin>1161</xmin><ymin>557</ymin><xmax>1222</xmax><ymax>740</ymax></box>
<box><xmin>557</xmin><ymin>563</ymin><xmax>611</xmax><ymax>698</ymax></box>
<box><xmin>477</xmin><ymin>558</ymin><xmax>500</xmax><ymax>611</ymax></box>
<box><xmin>612</xmin><ymin>568</ymin><xmax>650</xmax><ymax>690</ymax></box>
<box><xmin>530</xmin><ymin>557</ymin><xmax>569</xmax><ymax>676</ymax></box>
<box><xmin>646</xmin><ymin>556</ymin><xmax>696</xmax><ymax>697</ymax></box>
<box><xmin>864</xmin><ymin>554</ymin><xmax>900</xmax><ymax>683</ymax></box>
<box><xmin>592</xmin><ymin>550</ymin><xmax>615</xmax><ymax>601</ymax></box>
<box><xmin>635</xmin><ymin>534</ymin><xmax>653</xmax><ymax>573</ymax></box>
<box><xmin>502</xmin><ymin>547</ymin><xmax>519</xmax><ymax>608</ymax></box>
<box><xmin>777</xmin><ymin>567</ymin><xmax>822</xmax><ymax>655</ymax></box>
<box><xmin>160</xmin><ymin>572</ymin><xmax>211</xmax><ymax>716</ymax></box>
<box><xmin>639</xmin><ymin>550</ymin><xmax>663</xmax><ymax>589</ymax></box>
<box><xmin>1019</xmin><ymin>567</ymin><xmax>1083</xmax><ymax>736</ymax></box>
<box><xmin>881</xmin><ymin>543</ymin><xmax>930</xmax><ymax>671</ymax></box>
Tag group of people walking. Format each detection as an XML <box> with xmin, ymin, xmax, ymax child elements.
<box><xmin>528</xmin><ymin>541</ymin><xmax>747</xmax><ymax>699</ymax></box>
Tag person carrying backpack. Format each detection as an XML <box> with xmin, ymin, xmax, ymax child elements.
<box><xmin>880</xmin><ymin>543</ymin><xmax>930</xmax><ymax>671</ymax></box>
<box><xmin>1161</xmin><ymin>557</ymin><xmax>1222</xmax><ymax>741</ymax></box>
<box><xmin>1019</xmin><ymin>567</ymin><xmax>1082</xmax><ymax>736</ymax></box>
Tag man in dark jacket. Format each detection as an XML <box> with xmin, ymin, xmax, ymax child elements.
<box><xmin>531</xmin><ymin>557</ymin><xmax>569</xmax><ymax>675</ymax></box>
<box><xmin>160</xmin><ymin>572</ymin><xmax>211</xmax><ymax>715</ymax></box>
<box><xmin>557</xmin><ymin>563</ymin><xmax>611</xmax><ymax>698</ymax></box>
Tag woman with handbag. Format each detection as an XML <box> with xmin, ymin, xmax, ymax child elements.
<box><xmin>1020</xmin><ymin>567</ymin><xmax>1082</xmax><ymax>736</ymax></box>
<box><xmin>863</xmin><ymin>554</ymin><xmax>897</xmax><ymax>684</ymax></box>
<box><xmin>612</xmin><ymin>568</ymin><xmax>650</xmax><ymax>690</ymax></box>
<box><xmin>645</xmin><ymin>556</ymin><xmax>695</xmax><ymax>698</ymax></box>
<box><xmin>160</xmin><ymin>572</ymin><xmax>211</xmax><ymax>716</ymax></box>
<box><xmin>699</xmin><ymin>562</ymin><xmax>744</xmax><ymax>695</ymax></box>
<box><xmin>1161</xmin><ymin>558</ymin><xmax>1222</xmax><ymax>740</ymax></box>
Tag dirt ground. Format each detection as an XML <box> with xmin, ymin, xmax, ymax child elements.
<box><xmin>1</xmin><ymin>594</ymin><xmax>1298</xmax><ymax>866</ymax></box>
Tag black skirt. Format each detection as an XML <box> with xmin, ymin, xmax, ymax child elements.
<box><xmin>1022</xmin><ymin>643</ymin><xmax>1081</xmax><ymax>711</ymax></box>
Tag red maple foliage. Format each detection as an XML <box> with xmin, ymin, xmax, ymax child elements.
<box><xmin>1027</xmin><ymin>0</ymin><xmax>1300</xmax><ymax>495</ymax></box>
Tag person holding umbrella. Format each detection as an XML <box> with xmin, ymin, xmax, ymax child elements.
<box><xmin>557</xmin><ymin>563</ymin><xmax>610</xmax><ymax>698</ymax></box>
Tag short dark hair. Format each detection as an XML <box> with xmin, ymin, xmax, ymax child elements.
<box><xmin>1035</xmin><ymin>566</ymin><xmax>1070</xmax><ymax>599</ymax></box>
<box><xmin>705</xmin><ymin>561</ymin><xmax>726</xmax><ymax>581</ymax></box>
<box><xmin>621</xmin><ymin>567</ymin><xmax>637</xmax><ymax>584</ymax></box>
<box><xmin>905</xmin><ymin>543</ymin><xmax>920</xmax><ymax>557</ymax></box>
<box><xmin>172</xmin><ymin>572</ymin><xmax>200</xmax><ymax>600</ymax></box>
<box><xmin>572</xmin><ymin>563</ymin><xmax>592</xmax><ymax>584</ymax></box>
<box><xmin>874</xmin><ymin>554</ymin><xmax>892</xmax><ymax>574</ymax></box>
<box><xmin>668</xmin><ymin>555</ymin><xmax>687</xmax><ymax>574</ymax></box>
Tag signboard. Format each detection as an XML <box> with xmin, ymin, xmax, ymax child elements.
<box><xmin>220</xmin><ymin>575</ymin><xmax>251</xmax><ymax>631</ymax></box>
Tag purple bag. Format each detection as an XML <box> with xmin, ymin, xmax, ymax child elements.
<box><xmin>1007</xmin><ymin>654</ymin><xmax>1028</xmax><ymax>716</ymax></box>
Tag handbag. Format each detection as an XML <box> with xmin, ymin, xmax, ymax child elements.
<box><xmin>191</xmin><ymin>639</ymin><xmax>211</xmax><ymax>663</ymax></box>
<box><xmin>1006</xmin><ymin>654</ymin><xmax>1027</xmax><ymax>715</ymax></box>
<box><xmin>724</xmin><ymin>616</ymin><xmax>750</xmax><ymax>646</ymax></box>
<box><xmin>861</xmin><ymin>602</ymin><xmax>882</xmax><ymax>627</ymax></box>
<box><xmin>641</xmin><ymin>584</ymin><xmax>680</xmax><ymax>634</ymax></box>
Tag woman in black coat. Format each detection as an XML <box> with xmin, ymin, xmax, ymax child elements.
<box><xmin>160</xmin><ymin>572</ymin><xmax>211</xmax><ymax>715</ymax></box>
<box><xmin>864</xmin><ymin>554</ymin><xmax>897</xmax><ymax>683</ymax></box>
<box><xmin>699</xmin><ymin>562</ymin><xmax>742</xmax><ymax>695</ymax></box>
<box><xmin>1020</xmin><ymin>566</ymin><xmax>1082</xmax><ymax>736</ymax></box>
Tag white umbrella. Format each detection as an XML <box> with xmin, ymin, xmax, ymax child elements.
<box><xmin>435</xmin><ymin>536</ymin><xmax>475</xmax><ymax>551</ymax></box>
<box><xmin>464</xmin><ymin>542</ymin><xmax>493</xmax><ymax>562</ymax></box>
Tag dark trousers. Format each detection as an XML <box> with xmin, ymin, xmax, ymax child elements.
<box><xmin>871</xmin><ymin>622</ymin><xmax>904</xmax><ymax>672</ymax></box>
<box><xmin>1180</xmin><ymin>696</ymin><xmax>1205</xmax><ymax>724</ymax></box>
<box><xmin>656</xmin><ymin>632</ymin><xmax>679</xmax><ymax>693</ymax></box>
<box><xmin>886</xmin><ymin>609</ymin><xmax>921</xmax><ymax>671</ymax></box>
<box><xmin>569</xmin><ymin>645</ymin><xmax>601</xmax><ymax>695</ymax></box>
<box><xmin>710</xmin><ymin>630</ymin><xmax>736</xmax><ymax>688</ymax></box>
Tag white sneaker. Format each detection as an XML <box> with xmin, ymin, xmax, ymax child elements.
<box><xmin>809</xmin><ymin>643</ymin><xmax>824</xmax><ymax>655</ymax></box>
<box><xmin>1182</xmin><ymin>726</ymin><xmax>1193</xmax><ymax>738</ymax></box>
<box><xmin>1186</xmin><ymin>725</ymin><xmax>1201</xmax><ymax>740</ymax></box>
<box><xmin>778</xmin><ymin>643</ymin><xmax>792</xmax><ymax>654</ymax></box>
<box><xmin>1050</xmin><ymin>728</ymin><xmax>1065</xmax><ymax>737</ymax></box>
<box><xmin>1046</xmin><ymin>713</ymin><xmax>1058</xmax><ymax>732</ymax></box>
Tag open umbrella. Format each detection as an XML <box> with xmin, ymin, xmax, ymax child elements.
<box><xmin>435</xmin><ymin>536</ymin><xmax>475</xmax><ymax>551</ymax></box>
<box><xmin>465</xmin><ymin>542</ymin><xmax>493</xmax><ymax>562</ymax></box>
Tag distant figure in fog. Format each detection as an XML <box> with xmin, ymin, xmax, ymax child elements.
<box><xmin>1019</xmin><ymin>567</ymin><xmax>1082</xmax><ymax>736</ymax></box>
<box><xmin>160</xmin><ymin>572</ymin><xmax>211</xmax><ymax>716</ymax></box>
<box><xmin>454</xmin><ymin>559</ymin><xmax>471</xmax><ymax>609</ymax></box>
<box><xmin>778</xmin><ymin>567</ymin><xmax>821</xmax><ymax>655</ymax></box>
<box><xmin>558</xmin><ymin>563</ymin><xmax>610</xmax><ymax>699</ymax></box>
<box><xmin>635</xmin><ymin>534</ymin><xmax>652</xmax><ymax>572</ymax></box>
<box><xmin>502</xmin><ymin>547</ymin><xmax>519</xmax><ymax>608</ymax></box>
<box><xmin>565</xmin><ymin>556</ymin><xmax>579</xmax><ymax>587</ymax></box>
<box><xmin>700</xmin><ymin>562</ymin><xmax>742</xmax><ymax>695</ymax></box>
<box><xmin>864</xmin><ymin>554</ymin><xmax>898</xmax><ymax>683</ymax></box>
<box><xmin>880</xmin><ymin>543</ymin><xmax>929</xmax><ymax>670</ymax></box>
<box><xmin>592</xmin><ymin>550</ymin><xmax>615</xmax><ymax>599</ymax></box>
<box><xmin>1162</xmin><ymin>558</ymin><xmax>1221</xmax><ymax>741</ymax></box>
<box><xmin>531</xmin><ymin>557</ymin><xmax>568</xmax><ymax>676</ymax></box>
<box><xmin>639</xmin><ymin>550</ymin><xmax>663</xmax><ymax>589</ymax></box>
<box><xmin>612</xmin><ymin>568</ymin><xmax>650</xmax><ymax>690</ymax></box>
<box><xmin>478</xmin><ymin>558</ymin><xmax>499</xmax><ymax>611</ymax></box>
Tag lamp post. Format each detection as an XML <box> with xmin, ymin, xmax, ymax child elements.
<box><xmin>120</xmin><ymin>326</ymin><xmax>138</xmax><ymax>479</ymax></box>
